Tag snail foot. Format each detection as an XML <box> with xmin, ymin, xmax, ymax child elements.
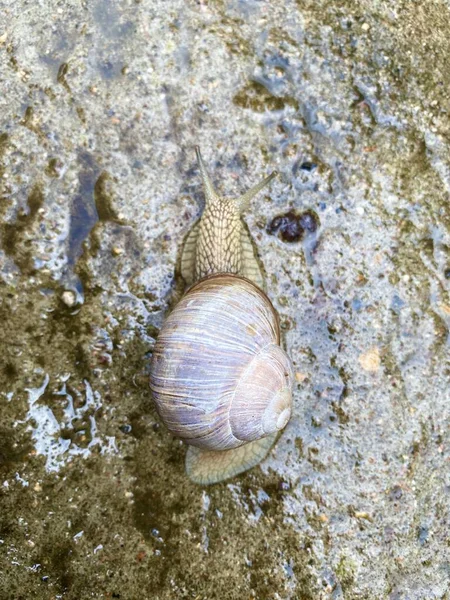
<box><xmin>185</xmin><ymin>433</ymin><xmax>277</xmax><ymax>485</ymax></box>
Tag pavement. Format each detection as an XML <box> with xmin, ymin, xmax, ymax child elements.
<box><xmin>1</xmin><ymin>0</ymin><xmax>449</xmax><ymax>598</ymax></box>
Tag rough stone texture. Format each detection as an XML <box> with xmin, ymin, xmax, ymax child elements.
<box><xmin>1</xmin><ymin>0</ymin><xmax>450</xmax><ymax>598</ymax></box>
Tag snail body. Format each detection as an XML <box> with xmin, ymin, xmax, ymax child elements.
<box><xmin>150</xmin><ymin>148</ymin><xmax>293</xmax><ymax>484</ymax></box>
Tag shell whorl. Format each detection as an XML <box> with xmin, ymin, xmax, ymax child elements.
<box><xmin>150</xmin><ymin>274</ymin><xmax>293</xmax><ymax>451</ymax></box>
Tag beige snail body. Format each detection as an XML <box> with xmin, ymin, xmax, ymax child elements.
<box><xmin>149</xmin><ymin>148</ymin><xmax>293</xmax><ymax>484</ymax></box>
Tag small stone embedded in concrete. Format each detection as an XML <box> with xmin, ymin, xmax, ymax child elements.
<box><xmin>438</xmin><ymin>303</ymin><xmax>450</xmax><ymax>316</ymax></box>
<box><xmin>295</xmin><ymin>372</ymin><xmax>307</xmax><ymax>383</ymax></box>
<box><xmin>267</xmin><ymin>210</ymin><xmax>319</xmax><ymax>243</ymax></box>
<box><xmin>61</xmin><ymin>290</ymin><xmax>77</xmax><ymax>307</ymax></box>
<box><xmin>358</xmin><ymin>347</ymin><xmax>381</xmax><ymax>372</ymax></box>
<box><xmin>267</xmin><ymin>211</ymin><xmax>304</xmax><ymax>242</ymax></box>
<box><xmin>299</xmin><ymin>210</ymin><xmax>319</xmax><ymax>233</ymax></box>
<box><xmin>300</xmin><ymin>161</ymin><xmax>317</xmax><ymax>171</ymax></box>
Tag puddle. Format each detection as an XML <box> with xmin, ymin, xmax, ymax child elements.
<box><xmin>19</xmin><ymin>374</ymin><xmax>118</xmax><ymax>473</ymax></box>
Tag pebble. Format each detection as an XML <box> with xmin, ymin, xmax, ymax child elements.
<box><xmin>61</xmin><ymin>290</ymin><xmax>76</xmax><ymax>307</ymax></box>
<box><xmin>438</xmin><ymin>303</ymin><xmax>450</xmax><ymax>316</ymax></box>
<box><xmin>358</xmin><ymin>347</ymin><xmax>380</xmax><ymax>372</ymax></box>
<box><xmin>300</xmin><ymin>162</ymin><xmax>317</xmax><ymax>171</ymax></box>
<box><xmin>267</xmin><ymin>210</ymin><xmax>319</xmax><ymax>243</ymax></box>
<box><xmin>299</xmin><ymin>211</ymin><xmax>319</xmax><ymax>233</ymax></box>
<box><xmin>267</xmin><ymin>211</ymin><xmax>303</xmax><ymax>242</ymax></box>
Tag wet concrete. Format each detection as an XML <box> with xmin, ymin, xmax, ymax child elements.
<box><xmin>1</xmin><ymin>0</ymin><xmax>449</xmax><ymax>598</ymax></box>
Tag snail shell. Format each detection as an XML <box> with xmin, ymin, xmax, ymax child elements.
<box><xmin>149</xmin><ymin>148</ymin><xmax>293</xmax><ymax>484</ymax></box>
<box><xmin>150</xmin><ymin>274</ymin><xmax>293</xmax><ymax>449</ymax></box>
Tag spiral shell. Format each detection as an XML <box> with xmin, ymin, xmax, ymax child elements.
<box><xmin>150</xmin><ymin>273</ymin><xmax>293</xmax><ymax>453</ymax></box>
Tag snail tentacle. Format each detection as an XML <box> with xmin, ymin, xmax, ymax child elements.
<box><xmin>195</xmin><ymin>146</ymin><xmax>219</xmax><ymax>206</ymax></box>
<box><xmin>237</xmin><ymin>170</ymin><xmax>278</xmax><ymax>211</ymax></box>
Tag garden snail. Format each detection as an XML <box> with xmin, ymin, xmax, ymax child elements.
<box><xmin>149</xmin><ymin>147</ymin><xmax>293</xmax><ymax>484</ymax></box>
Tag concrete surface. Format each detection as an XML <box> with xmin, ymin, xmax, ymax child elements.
<box><xmin>1</xmin><ymin>0</ymin><xmax>449</xmax><ymax>598</ymax></box>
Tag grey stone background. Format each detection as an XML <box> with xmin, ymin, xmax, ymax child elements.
<box><xmin>1</xmin><ymin>0</ymin><xmax>449</xmax><ymax>598</ymax></box>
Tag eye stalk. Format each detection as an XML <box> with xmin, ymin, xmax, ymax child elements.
<box><xmin>195</xmin><ymin>145</ymin><xmax>278</xmax><ymax>212</ymax></box>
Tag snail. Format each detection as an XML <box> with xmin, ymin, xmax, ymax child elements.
<box><xmin>149</xmin><ymin>147</ymin><xmax>293</xmax><ymax>484</ymax></box>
